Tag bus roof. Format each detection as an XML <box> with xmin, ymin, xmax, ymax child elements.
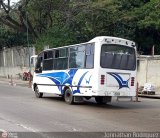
<box><xmin>89</xmin><ymin>36</ymin><xmax>135</xmax><ymax>45</ymax></box>
<box><xmin>42</xmin><ymin>36</ymin><xmax>136</xmax><ymax>52</ymax></box>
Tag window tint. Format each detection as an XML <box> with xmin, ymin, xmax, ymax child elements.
<box><xmin>70</xmin><ymin>46</ymin><xmax>85</xmax><ymax>52</ymax></box>
<box><xmin>44</xmin><ymin>51</ymin><xmax>53</xmax><ymax>59</ymax></box>
<box><xmin>36</xmin><ymin>56</ymin><xmax>42</xmax><ymax>69</ymax></box>
<box><xmin>55</xmin><ymin>48</ymin><xmax>68</xmax><ymax>58</ymax></box>
<box><xmin>100</xmin><ymin>44</ymin><xmax>136</xmax><ymax>70</ymax></box>
<box><xmin>54</xmin><ymin>58</ymin><xmax>68</xmax><ymax>70</ymax></box>
<box><xmin>69</xmin><ymin>44</ymin><xmax>94</xmax><ymax>69</ymax></box>
<box><xmin>69</xmin><ymin>45</ymin><xmax>85</xmax><ymax>68</ymax></box>
<box><xmin>38</xmin><ymin>43</ymin><xmax>95</xmax><ymax>71</ymax></box>
<box><xmin>55</xmin><ymin>50</ymin><xmax>59</xmax><ymax>58</ymax></box>
<box><xmin>43</xmin><ymin>59</ymin><xmax>53</xmax><ymax>71</ymax></box>
<box><xmin>69</xmin><ymin>51</ymin><xmax>85</xmax><ymax>68</ymax></box>
<box><xmin>35</xmin><ymin>53</ymin><xmax>43</xmax><ymax>73</ymax></box>
<box><xmin>48</xmin><ymin>51</ymin><xmax>53</xmax><ymax>58</ymax></box>
<box><xmin>53</xmin><ymin>48</ymin><xmax>68</xmax><ymax>70</ymax></box>
<box><xmin>85</xmin><ymin>44</ymin><xmax>94</xmax><ymax>68</ymax></box>
<box><xmin>43</xmin><ymin>51</ymin><xmax>53</xmax><ymax>71</ymax></box>
<box><xmin>85</xmin><ymin>55</ymin><xmax>94</xmax><ymax>68</ymax></box>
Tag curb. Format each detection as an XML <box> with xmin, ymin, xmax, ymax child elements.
<box><xmin>0</xmin><ymin>80</ymin><xmax>29</xmax><ymax>88</ymax></box>
<box><xmin>138</xmin><ymin>94</ymin><xmax>160</xmax><ymax>99</ymax></box>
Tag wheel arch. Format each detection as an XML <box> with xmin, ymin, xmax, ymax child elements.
<box><xmin>62</xmin><ymin>86</ymin><xmax>72</xmax><ymax>95</ymax></box>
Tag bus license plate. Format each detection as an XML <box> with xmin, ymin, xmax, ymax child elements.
<box><xmin>114</xmin><ymin>92</ymin><xmax>120</xmax><ymax>96</ymax></box>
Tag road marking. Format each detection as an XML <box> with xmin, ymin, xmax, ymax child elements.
<box><xmin>0</xmin><ymin>116</ymin><xmax>38</xmax><ymax>132</ymax></box>
<box><xmin>16</xmin><ymin>123</ymin><xmax>37</xmax><ymax>132</ymax></box>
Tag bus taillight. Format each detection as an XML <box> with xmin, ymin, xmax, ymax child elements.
<box><xmin>131</xmin><ymin>77</ymin><xmax>135</xmax><ymax>86</ymax></box>
<box><xmin>100</xmin><ymin>75</ymin><xmax>105</xmax><ymax>85</ymax></box>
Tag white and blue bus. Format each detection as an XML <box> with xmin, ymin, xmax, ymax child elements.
<box><xmin>32</xmin><ymin>36</ymin><xmax>137</xmax><ymax>104</ymax></box>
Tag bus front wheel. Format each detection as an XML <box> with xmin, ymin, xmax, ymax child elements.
<box><xmin>64</xmin><ymin>89</ymin><xmax>74</xmax><ymax>104</ymax></box>
<box><xmin>35</xmin><ymin>85</ymin><xmax>43</xmax><ymax>98</ymax></box>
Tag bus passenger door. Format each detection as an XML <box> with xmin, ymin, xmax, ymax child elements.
<box><xmin>35</xmin><ymin>56</ymin><xmax>43</xmax><ymax>74</ymax></box>
<box><xmin>30</xmin><ymin>55</ymin><xmax>37</xmax><ymax>75</ymax></box>
<box><xmin>33</xmin><ymin>54</ymin><xmax>44</xmax><ymax>92</ymax></box>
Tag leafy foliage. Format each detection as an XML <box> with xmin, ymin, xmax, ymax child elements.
<box><xmin>0</xmin><ymin>0</ymin><xmax>160</xmax><ymax>54</ymax></box>
<box><xmin>35</xmin><ymin>26</ymin><xmax>77</xmax><ymax>52</ymax></box>
<box><xmin>0</xmin><ymin>24</ymin><xmax>30</xmax><ymax>48</ymax></box>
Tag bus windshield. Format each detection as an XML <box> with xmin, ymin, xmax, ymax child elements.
<box><xmin>100</xmin><ymin>44</ymin><xmax>136</xmax><ymax>70</ymax></box>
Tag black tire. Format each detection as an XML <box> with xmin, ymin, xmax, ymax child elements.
<box><xmin>95</xmin><ymin>97</ymin><xmax>107</xmax><ymax>104</ymax></box>
<box><xmin>64</xmin><ymin>89</ymin><xmax>74</xmax><ymax>104</ymax></box>
<box><xmin>35</xmin><ymin>85</ymin><xmax>43</xmax><ymax>98</ymax></box>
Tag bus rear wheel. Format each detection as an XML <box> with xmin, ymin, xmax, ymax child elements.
<box><xmin>64</xmin><ymin>89</ymin><xmax>74</xmax><ymax>104</ymax></box>
<box><xmin>35</xmin><ymin>85</ymin><xmax>43</xmax><ymax>98</ymax></box>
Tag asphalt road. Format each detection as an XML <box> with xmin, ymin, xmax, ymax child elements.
<box><xmin>0</xmin><ymin>84</ymin><xmax>160</xmax><ymax>137</ymax></box>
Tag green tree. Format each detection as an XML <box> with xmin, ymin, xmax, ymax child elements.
<box><xmin>0</xmin><ymin>0</ymin><xmax>159</xmax><ymax>54</ymax></box>
<box><xmin>132</xmin><ymin>0</ymin><xmax>160</xmax><ymax>54</ymax></box>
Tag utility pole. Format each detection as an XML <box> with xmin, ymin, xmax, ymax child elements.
<box><xmin>152</xmin><ymin>45</ymin><xmax>154</xmax><ymax>56</ymax></box>
<box><xmin>26</xmin><ymin>11</ymin><xmax>31</xmax><ymax>72</ymax></box>
<box><xmin>25</xmin><ymin>1</ymin><xmax>32</xmax><ymax>88</ymax></box>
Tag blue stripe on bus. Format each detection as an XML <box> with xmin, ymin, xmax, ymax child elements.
<box><xmin>73</xmin><ymin>71</ymin><xmax>88</xmax><ymax>94</ymax></box>
<box><xmin>37</xmin><ymin>69</ymin><xmax>90</xmax><ymax>94</ymax></box>
<box><xmin>108</xmin><ymin>73</ymin><xmax>129</xmax><ymax>89</ymax></box>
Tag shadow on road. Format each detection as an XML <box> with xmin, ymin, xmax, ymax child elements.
<box><xmin>35</xmin><ymin>96</ymin><xmax>156</xmax><ymax>110</ymax></box>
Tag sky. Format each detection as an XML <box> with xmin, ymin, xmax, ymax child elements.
<box><xmin>11</xmin><ymin>0</ymin><xmax>20</xmax><ymax>5</ymax></box>
<box><xmin>4</xmin><ymin>0</ymin><xmax>20</xmax><ymax>5</ymax></box>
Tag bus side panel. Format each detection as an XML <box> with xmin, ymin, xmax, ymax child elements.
<box><xmin>33</xmin><ymin>69</ymin><xmax>95</xmax><ymax>96</ymax></box>
<box><xmin>33</xmin><ymin>73</ymin><xmax>61</xmax><ymax>94</ymax></box>
<box><xmin>71</xmin><ymin>69</ymin><xmax>94</xmax><ymax>96</ymax></box>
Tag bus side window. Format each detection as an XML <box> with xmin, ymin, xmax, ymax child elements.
<box><xmin>43</xmin><ymin>50</ymin><xmax>53</xmax><ymax>71</ymax></box>
<box><xmin>53</xmin><ymin>48</ymin><xmax>68</xmax><ymax>70</ymax></box>
<box><xmin>85</xmin><ymin>44</ymin><xmax>94</xmax><ymax>69</ymax></box>
<box><xmin>69</xmin><ymin>51</ymin><xmax>85</xmax><ymax>68</ymax></box>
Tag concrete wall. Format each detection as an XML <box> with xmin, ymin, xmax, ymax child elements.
<box><xmin>137</xmin><ymin>55</ymin><xmax>160</xmax><ymax>91</ymax></box>
<box><xmin>0</xmin><ymin>46</ymin><xmax>35</xmax><ymax>78</ymax></box>
<box><xmin>0</xmin><ymin>47</ymin><xmax>160</xmax><ymax>91</ymax></box>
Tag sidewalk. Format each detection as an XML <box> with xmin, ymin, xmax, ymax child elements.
<box><xmin>138</xmin><ymin>93</ymin><xmax>160</xmax><ymax>99</ymax></box>
<box><xmin>0</xmin><ymin>77</ymin><xmax>30</xmax><ymax>87</ymax></box>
